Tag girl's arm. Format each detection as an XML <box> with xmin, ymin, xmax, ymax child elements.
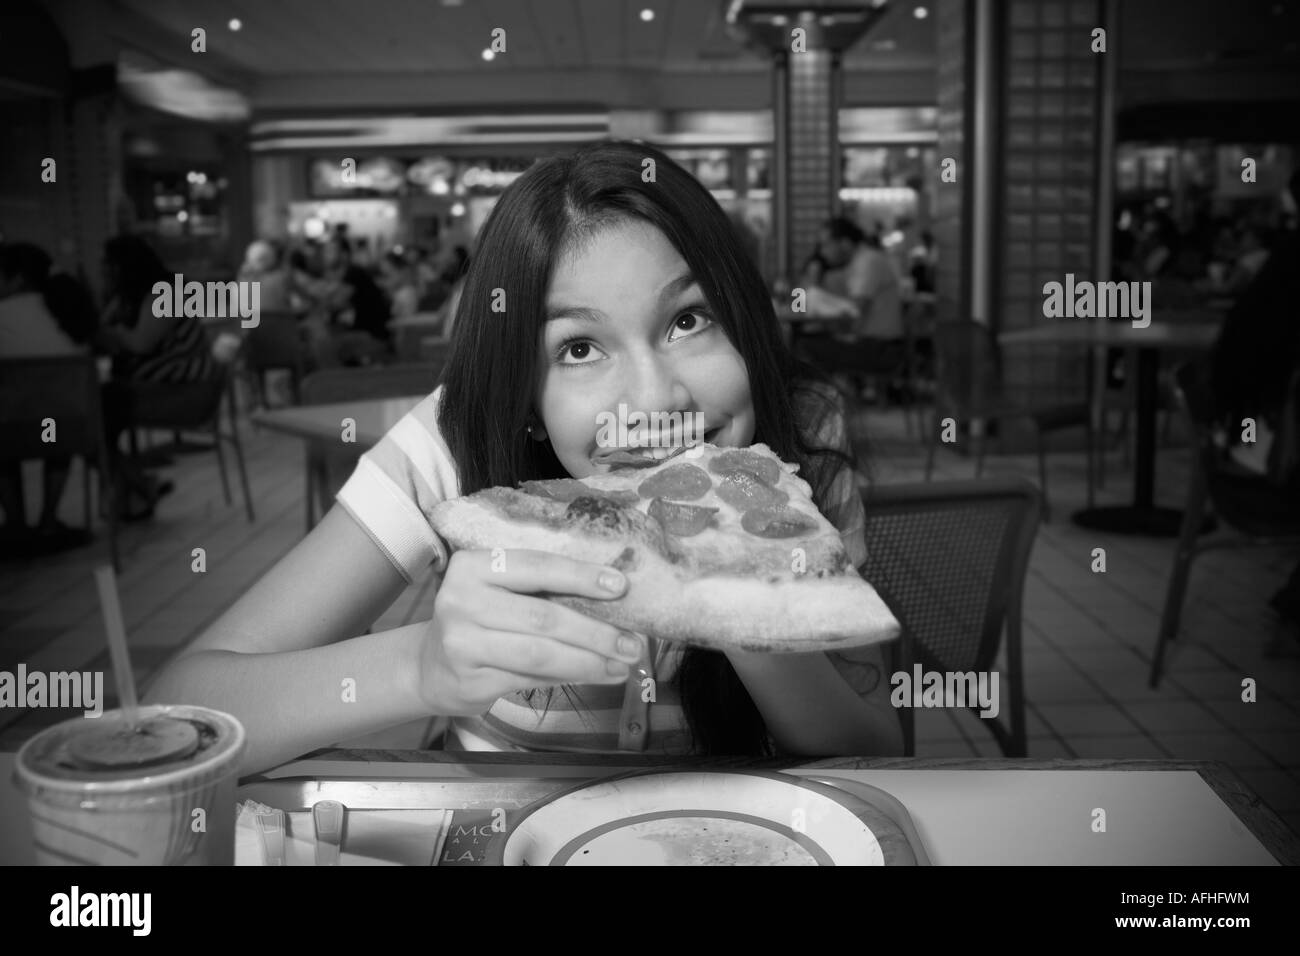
<box><xmin>142</xmin><ymin>505</ymin><xmax>426</xmax><ymax>774</ymax></box>
<box><xmin>726</xmin><ymin>646</ymin><xmax>904</xmax><ymax>756</ymax></box>
<box><xmin>146</xmin><ymin>501</ymin><xmax>643</xmax><ymax>773</ymax></box>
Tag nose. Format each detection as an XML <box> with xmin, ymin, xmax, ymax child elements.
<box><xmin>620</xmin><ymin>349</ymin><xmax>693</xmax><ymax>428</ymax></box>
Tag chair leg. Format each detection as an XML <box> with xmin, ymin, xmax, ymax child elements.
<box><xmin>1149</xmin><ymin>467</ymin><xmax>1209</xmax><ymax>687</ymax></box>
<box><xmin>1035</xmin><ymin>429</ymin><xmax>1051</xmax><ymax>523</ymax></box>
<box><xmin>250</xmin><ymin>370</ymin><xmax>266</xmax><ymax>412</ymax></box>
<box><xmin>924</xmin><ymin>407</ymin><xmax>940</xmax><ymax>481</ymax></box>
<box><xmin>82</xmin><ymin>456</ymin><xmax>92</xmax><ymax>530</ymax></box>
<box><xmin>227</xmin><ymin>422</ymin><xmax>255</xmax><ymax>523</ymax></box>
<box><xmin>1118</xmin><ymin>409</ymin><xmax>1132</xmax><ymax>467</ymax></box>
<box><xmin>212</xmin><ymin>426</ymin><xmax>232</xmax><ymax>506</ymax></box>
<box><xmin>974</xmin><ymin>425</ymin><xmax>987</xmax><ymax>478</ymax></box>
<box><xmin>1097</xmin><ymin>407</ymin><xmax>1107</xmax><ymax>490</ymax></box>
<box><xmin>1083</xmin><ymin>417</ymin><xmax>1095</xmax><ymax>510</ymax></box>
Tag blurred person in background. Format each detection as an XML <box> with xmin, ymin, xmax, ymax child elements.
<box><xmin>908</xmin><ymin>229</ymin><xmax>937</xmax><ymax>294</ymax></box>
<box><xmin>379</xmin><ymin>249</ymin><xmax>420</xmax><ymax>319</ymax></box>
<box><xmin>797</xmin><ymin>216</ymin><xmax>904</xmax><ymax>402</ymax></box>
<box><xmin>426</xmin><ymin>249</ymin><xmax>470</xmax><ymax>344</ymax></box>
<box><xmin>417</xmin><ymin>243</ymin><xmax>469</xmax><ymax>315</ymax></box>
<box><xmin>319</xmin><ymin>235</ymin><xmax>391</xmax><ymax>364</ymax></box>
<box><xmin>409</xmin><ymin>244</ymin><xmax>440</xmax><ymax>301</ymax></box>
<box><xmin>97</xmin><ymin>235</ymin><xmax>217</xmax><ymax>520</ymax></box>
<box><xmin>1219</xmin><ymin>225</ymin><xmax>1271</xmax><ymax>296</ymax></box>
<box><xmin>1210</xmin><ymin>169</ymin><xmax>1300</xmax><ymax>633</ymax></box>
<box><xmin>0</xmin><ymin>242</ymin><xmax>95</xmax><ymax>552</ymax></box>
<box><xmin>237</xmin><ymin>239</ymin><xmax>294</xmax><ymax>312</ymax></box>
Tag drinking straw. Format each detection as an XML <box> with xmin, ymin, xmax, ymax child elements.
<box><xmin>93</xmin><ymin>565</ymin><xmax>138</xmax><ymax>727</ymax></box>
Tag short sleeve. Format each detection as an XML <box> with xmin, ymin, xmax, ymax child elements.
<box><xmin>335</xmin><ymin>386</ymin><xmax>462</xmax><ymax>583</ymax></box>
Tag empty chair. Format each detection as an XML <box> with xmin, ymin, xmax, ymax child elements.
<box><xmin>299</xmin><ymin>363</ymin><xmax>440</xmax><ymax>530</ymax></box>
<box><xmin>244</xmin><ymin>310</ymin><xmax>310</xmax><ymax>407</ymax></box>
<box><xmin>0</xmin><ymin>356</ymin><xmax>119</xmax><ymax>568</ymax></box>
<box><xmin>926</xmin><ymin>319</ymin><xmax>1094</xmax><ymax>520</ymax></box>
<box><xmin>859</xmin><ymin>477</ymin><xmax>1043</xmax><ymax>757</ymax></box>
<box><xmin>1149</xmin><ymin>363</ymin><xmax>1300</xmax><ymax>687</ymax></box>
<box><xmin>127</xmin><ymin>364</ymin><xmax>255</xmax><ymax>523</ymax></box>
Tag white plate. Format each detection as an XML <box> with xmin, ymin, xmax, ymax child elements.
<box><xmin>496</xmin><ymin>770</ymin><xmax>890</xmax><ymax>866</ymax></box>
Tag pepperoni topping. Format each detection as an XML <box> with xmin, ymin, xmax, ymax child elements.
<box><xmin>741</xmin><ymin>505</ymin><xmax>818</xmax><ymax>539</ymax></box>
<box><xmin>521</xmin><ymin>479</ymin><xmax>637</xmax><ymax>506</ymax></box>
<box><xmin>715</xmin><ymin>469</ymin><xmax>789</xmax><ymax>510</ymax></box>
<box><xmin>708</xmin><ymin>449</ymin><xmax>781</xmax><ymax>485</ymax></box>
<box><xmin>636</xmin><ymin>464</ymin><xmax>712</xmax><ymax>502</ymax></box>
<box><xmin>648</xmin><ymin>498</ymin><xmax>718</xmax><ymax>537</ymax></box>
<box><xmin>565</xmin><ymin>496</ymin><xmax>632</xmax><ymax>530</ymax></box>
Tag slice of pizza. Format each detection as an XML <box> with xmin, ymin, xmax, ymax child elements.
<box><xmin>429</xmin><ymin>443</ymin><xmax>899</xmax><ymax>653</ymax></box>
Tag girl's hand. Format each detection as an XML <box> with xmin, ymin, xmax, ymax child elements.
<box><xmin>416</xmin><ymin>549</ymin><xmax>645</xmax><ymax>716</ymax></box>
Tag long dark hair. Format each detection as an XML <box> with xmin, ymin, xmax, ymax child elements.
<box><xmin>437</xmin><ymin>140</ymin><xmax>858</xmax><ymax>755</ymax></box>
<box><xmin>102</xmin><ymin>235</ymin><xmax>170</xmax><ymax>326</ymax></box>
<box><xmin>0</xmin><ymin>242</ymin><xmax>97</xmax><ymax>344</ymax></box>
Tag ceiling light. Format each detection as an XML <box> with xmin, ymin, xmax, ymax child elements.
<box><xmin>640</xmin><ymin>9</ymin><xmax>655</xmax><ymax>22</ymax></box>
<box><xmin>228</xmin><ymin>18</ymin><xmax>241</xmax><ymax>31</ymax></box>
<box><xmin>914</xmin><ymin>7</ymin><xmax>928</xmax><ymax>19</ymax></box>
<box><xmin>481</xmin><ymin>49</ymin><xmax>495</xmax><ymax>61</ymax></box>
<box><xmin>450</xmin><ymin>202</ymin><xmax>467</xmax><ymax>217</ymax></box>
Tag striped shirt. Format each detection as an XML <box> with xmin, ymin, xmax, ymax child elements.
<box><xmin>336</xmin><ymin>379</ymin><xmax>884</xmax><ymax>753</ymax></box>
<box><xmin>108</xmin><ymin>298</ymin><xmax>216</xmax><ymax>385</ymax></box>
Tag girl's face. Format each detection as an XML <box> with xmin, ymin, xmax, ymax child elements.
<box><xmin>536</xmin><ymin>219</ymin><xmax>755</xmax><ymax>479</ymax></box>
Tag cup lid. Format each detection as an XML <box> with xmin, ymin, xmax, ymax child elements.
<box><xmin>14</xmin><ymin>704</ymin><xmax>245</xmax><ymax>795</ymax></box>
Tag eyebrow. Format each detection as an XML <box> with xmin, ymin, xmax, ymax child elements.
<box><xmin>545</xmin><ymin>272</ymin><xmax>698</xmax><ymax>323</ymax></box>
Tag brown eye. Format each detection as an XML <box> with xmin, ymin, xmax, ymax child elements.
<box><xmin>668</xmin><ymin>310</ymin><xmax>713</xmax><ymax>342</ymax></box>
<box><xmin>554</xmin><ymin>336</ymin><xmax>604</xmax><ymax>366</ymax></box>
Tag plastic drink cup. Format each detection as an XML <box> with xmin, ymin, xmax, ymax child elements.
<box><xmin>14</xmin><ymin>704</ymin><xmax>246</xmax><ymax>865</ymax></box>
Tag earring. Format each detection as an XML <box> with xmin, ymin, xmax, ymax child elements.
<box><xmin>526</xmin><ymin>424</ymin><xmax>534</xmax><ymax>435</ymax></box>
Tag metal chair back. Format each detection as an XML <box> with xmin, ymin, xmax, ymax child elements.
<box><xmin>859</xmin><ymin>477</ymin><xmax>1042</xmax><ymax>756</ymax></box>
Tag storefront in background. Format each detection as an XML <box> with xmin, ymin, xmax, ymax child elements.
<box><xmin>1115</xmin><ymin>141</ymin><xmax>1295</xmax><ymax>229</ymax></box>
<box><xmin>257</xmin><ymin>153</ymin><xmax>539</xmax><ymax>260</ymax></box>
<box><xmin>249</xmin><ymin>107</ymin><xmax>938</xmax><ymax>279</ymax></box>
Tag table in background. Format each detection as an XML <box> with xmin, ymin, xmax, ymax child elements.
<box><xmin>772</xmin><ymin>305</ymin><xmax>856</xmax><ymax>348</ymax></box>
<box><xmin>1000</xmin><ymin>321</ymin><xmax>1220</xmax><ymax>536</ymax></box>
<box><xmin>252</xmin><ymin>396</ymin><xmax>423</xmax><ymax>523</ymax></box>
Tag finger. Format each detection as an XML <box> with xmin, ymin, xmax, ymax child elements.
<box><xmin>464</xmin><ymin>629</ymin><xmax>633</xmax><ymax>686</ymax></box>
<box><xmin>470</xmin><ymin>592</ymin><xmax>642</xmax><ymax>663</ymax></box>
<box><xmin>469</xmin><ymin>549</ymin><xmax>629</xmax><ymax>600</ymax></box>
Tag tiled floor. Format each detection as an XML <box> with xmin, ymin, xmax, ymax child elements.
<box><xmin>1</xmin><ymin>391</ymin><xmax>1298</xmax><ymax>835</ymax></box>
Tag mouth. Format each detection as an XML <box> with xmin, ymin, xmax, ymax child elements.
<box><xmin>591</xmin><ymin>426</ymin><xmax>724</xmax><ymax>468</ymax></box>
